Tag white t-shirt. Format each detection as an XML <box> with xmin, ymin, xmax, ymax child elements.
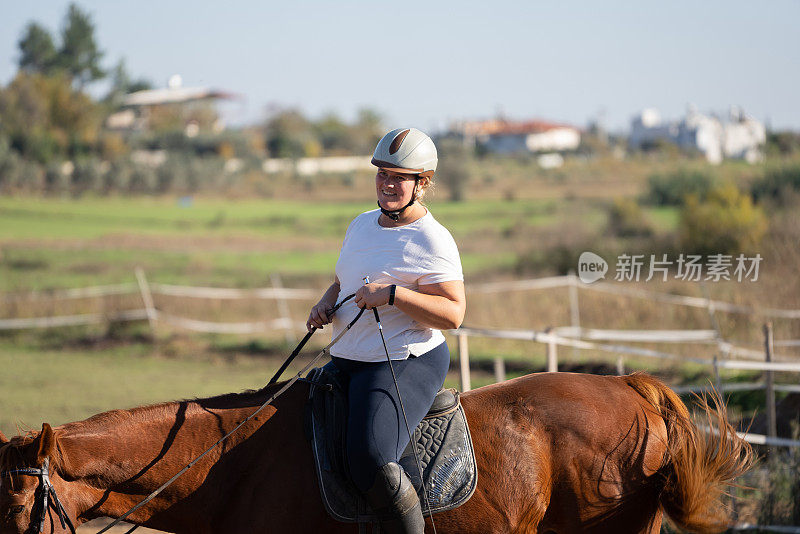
<box><xmin>329</xmin><ymin>208</ymin><xmax>463</xmax><ymax>362</ymax></box>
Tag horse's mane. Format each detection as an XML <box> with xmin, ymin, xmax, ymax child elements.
<box><xmin>57</xmin><ymin>382</ymin><xmax>284</xmax><ymax>436</ymax></box>
<box><xmin>0</xmin><ymin>430</ymin><xmax>41</xmax><ymax>482</ymax></box>
<box><xmin>0</xmin><ymin>439</ymin><xmax>25</xmax><ymax>470</ymax></box>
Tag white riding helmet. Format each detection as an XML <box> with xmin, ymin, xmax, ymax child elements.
<box><xmin>371</xmin><ymin>128</ymin><xmax>437</xmax><ymax>178</ymax></box>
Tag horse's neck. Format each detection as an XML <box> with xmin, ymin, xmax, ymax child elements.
<box><xmin>58</xmin><ymin>395</ymin><xmax>272</xmax><ymax>525</ymax></box>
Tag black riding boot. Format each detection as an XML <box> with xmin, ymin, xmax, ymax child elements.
<box><xmin>364</xmin><ymin>462</ymin><xmax>425</xmax><ymax>534</ymax></box>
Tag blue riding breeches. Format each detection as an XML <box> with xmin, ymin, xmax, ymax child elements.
<box><xmin>330</xmin><ymin>341</ymin><xmax>451</xmax><ymax>492</ymax></box>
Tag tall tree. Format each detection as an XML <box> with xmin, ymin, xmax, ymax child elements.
<box><xmin>352</xmin><ymin>108</ymin><xmax>383</xmax><ymax>153</ymax></box>
<box><xmin>109</xmin><ymin>59</ymin><xmax>131</xmax><ymax>97</ymax></box>
<box><xmin>18</xmin><ymin>22</ymin><xmax>57</xmax><ymax>75</ymax></box>
<box><xmin>264</xmin><ymin>109</ymin><xmax>315</xmax><ymax>158</ymax></box>
<box><xmin>105</xmin><ymin>59</ymin><xmax>152</xmax><ymax>103</ymax></box>
<box><xmin>0</xmin><ymin>71</ymin><xmax>102</xmax><ymax>163</ymax></box>
<box><xmin>315</xmin><ymin>112</ymin><xmax>354</xmax><ymax>152</ymax></box>
<box><xmin>57</xmin><ymin>3</ymin><xmax>105</xmax><ymax>88</ymax></box>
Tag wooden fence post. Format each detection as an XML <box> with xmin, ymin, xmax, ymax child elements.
<box><xmin>135</xmin><ymin>267</ymin><xmax>157</xmax><ymax>337</ymax></box>
<box><xmin>458</xmin><ymin>332</ymin><xmax>471</xmax><ymax>392</ymax></box>
<box><xmin>616</xmin><ymin>355</ymin><xmax>625</xmax><ymax>376</ymax></box>
<box><xmin>702</xmin><ymin>284</ymin><xmax>724</xmax><ymax>394</ymax></box>
<box><xmin>270</xmin><ymin>273</ymin><xmax>296</xmax><ymax>345</ymax></box>
<box><xmin>545</xmin><ymin>327</ymin><xmax>558</xmax><ymax>373</ymax></box>
<box><xmin>568</xmin><ymin>271</ymin><xmax>580</xmax><ymax>359</ymax></box>
<box><xmin>764</xmin><ymin>322</ymin><xmax>777</xmax><ymax>440</ymax></box>
<box><xmin>493</xmin><ymin>357</ymin><xmax>506</xmax><ymax>383</ymax></box>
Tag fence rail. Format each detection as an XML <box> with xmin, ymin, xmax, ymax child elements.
<box><xmin>149</xmin><ymin>283</ymin><xmax>319</xmax><ymax>300</ymax></box>
<box><xmin>5</xmin><ymin>274</ymin><xmax>800</xmax><ymax>317</ymax></box>
<box><xmin>584</xmin><ymin>279</ymin><xmax>800</xmax><ymax>319</ymax></box>
<box><xmin>673</xmin><ymin>382</ymin><xmax>800</xmax><ymax>395</ymax></box>
<box><xmin>452</xmin><ymin>326</ymin><xmax>800</xmax><ymax>371</ymax></box>
<box><xmin>2</xmin><ymin>283</ymin><xmax>139</xmax><ymax>301</ymax></box>
<box><xmin>553</xmin><ymin>326</ymin><xmax>718</xmax><ymax>343</ymax></box>
<box><xmin>450</xmin><ymin>325</ymin><xmax>800</xmax><ymax>449</ymax></box>
<box><xmin>3</xmin><ymin>275</ymin><xmax>798</xmax><ymax>366</ymax></box>
<box><xmin>0</xmin><ymin>309</ymin><xmax>148</xmax><ymax>329</ymax></box>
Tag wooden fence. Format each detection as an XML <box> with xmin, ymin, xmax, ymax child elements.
<box><xmin>3</xmin><ymin>271</ymin><xmax>800</xmax><ymax>449</ymax></box>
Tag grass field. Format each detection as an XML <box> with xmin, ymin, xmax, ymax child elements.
<box><xmin>0</xmin><ymin>338</ymin><xmax>286</xmax><ymax>436</ymax></box>
<box><xmin>0</xmin><ymin>195</ymin><xmax>678</xmax><ymax>290</ymax></box>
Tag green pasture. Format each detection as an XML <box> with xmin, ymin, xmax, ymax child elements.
<box><xmin>0</xmin><ymin>196</ymin><xmax>366</xmax><ymax>240</ymax></box>
<box><xmin>0</xmin><ymin>246</ymin><xmax>342</xmax><ymax>289</ymax></box>
<box><xmin>0</xmin><ymin>196</ymin><xmax>567</xmax><ymax>240</ymax></box>
<box><xmin>0</xmin><ymin>196</ymin><xmax>677</xmax><ymax>240</ymax></box>
<box><xmin>0</xmin><ymin>340</ymin><xmax>291</xmax><ymax>436</ymax></box>
<box><xmin>0</xmin><ymin>196</ymin><xmax>678</xmax><ymax>291</ymax></box>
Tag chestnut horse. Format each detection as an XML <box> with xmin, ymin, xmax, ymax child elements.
<box><xmin>0</xmin><ymin>372</ymin><xmax>751</xmax><ymax>534</ymax></box>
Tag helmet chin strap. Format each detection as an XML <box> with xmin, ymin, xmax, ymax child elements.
<box><xmin>378</xmin><ymin>179</ymin><xmax>418</xmax><ymax>222</ymax></box>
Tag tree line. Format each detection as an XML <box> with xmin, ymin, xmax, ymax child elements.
<box><xmin>0</xmin><ymin>3</ymin><xmax>392</xmax><ymax>197</ymax></box>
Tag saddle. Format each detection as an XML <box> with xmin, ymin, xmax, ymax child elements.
<box><xmin>304</xmin><ymin>364</ymin><xmax>478</xmax><ymax>525</ymax></box>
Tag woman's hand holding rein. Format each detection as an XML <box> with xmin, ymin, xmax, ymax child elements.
<box><xmin>307</xmin><ymin>279</ymin><xmax>465</xmax><ymax>333</ymax></box>
<box><xmin>306</xmin><ymin>280</ymin><xmax>341</xmax><ymax>331</ymax></box>
<box><xmin>353</xmin><ymin>283</ymin><xmax>393</xmax><ymax>310</ymax></box>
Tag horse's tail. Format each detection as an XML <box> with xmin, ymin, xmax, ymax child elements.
<box><xmin>622</xmin><ymin>372</ymin><xmax>753</xmax><ymax>534</ymax></box>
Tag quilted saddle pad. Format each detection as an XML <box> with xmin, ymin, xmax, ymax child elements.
<box><xmin>304</xmin><ymin>365</ymin><xmax>478</xmax><ymax>524</ymax></box>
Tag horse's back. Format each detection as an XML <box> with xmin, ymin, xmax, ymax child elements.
<box><xmin>456</xmin><ymin>372</ymin><xmax>669</xmax><ymax>533</ymax></box>
<box><xmin>462</xmin><ymin>372</ymin><xmax>668</xmax><ymax>451</ymax></box>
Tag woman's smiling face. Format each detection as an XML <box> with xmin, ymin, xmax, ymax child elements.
<box><xmin>375</xmin><ymin>169</ymin><xmax>418</xmax><ymax>210</ymax></box>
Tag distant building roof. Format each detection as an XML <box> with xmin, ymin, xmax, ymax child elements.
<box><xmin>456</xmin><ymin>118</ymin><xmax>579</xmax><ymax>137</ymax></box>
<box><xmin>123</xmin><ymin>87</ymin><xmax>238</xmax><ymax>107</ymax></box>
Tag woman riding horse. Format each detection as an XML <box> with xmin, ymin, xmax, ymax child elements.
<box><xmin>306</xmin><ymin>127</ymin><xmax>465</xmax><ymax>534</ymax></box>
<box><xmin>0</xmin><ymin>132</ymin><xmax>754</xmax><ymax>534</ymax></box>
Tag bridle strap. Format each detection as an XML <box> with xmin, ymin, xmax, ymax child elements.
<box><xmin>0</xmin><ymin>458</ymin><xmax>76</xmax><ymax>534</ymax></box>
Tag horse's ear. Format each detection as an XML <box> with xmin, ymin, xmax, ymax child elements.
<box><xmin>0</xmin><ymin>429</ymin><xmax>8</xmax><ymax>445</ymax></box>
<box><xmin>36</xmin><ymin>423</ymin><xmax>56</xmax><ymax>464</ymax></box>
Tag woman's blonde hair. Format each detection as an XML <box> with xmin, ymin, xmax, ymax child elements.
<box><xmin>415</xmin><ymin>176</ymin><xmax>434</xmax><ymax>203</ymax></box>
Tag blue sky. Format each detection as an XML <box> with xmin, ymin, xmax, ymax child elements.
<box><xmin>2</xmin><ymin>1</ymin><xmax>799</xmax><ymax>133</ymax></box>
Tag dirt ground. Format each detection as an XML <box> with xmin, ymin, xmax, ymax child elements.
<box><xmin>78</xmin><ymin>518</ymin><xmax>166</xmax><ymax>533</ymax></box>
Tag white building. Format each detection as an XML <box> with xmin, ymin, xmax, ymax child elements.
<box><xmin>629</xmin><ymin>106</ymin><xmax>765</xmax><ymax>164</ymax></box>
<box><xmin>723</xmin><ymin>106</ymin><xmax>767</xmax><ymax>163</ymax></box>
<box><xmin>105</xmin><ymin>75</ymin><xmax>237</xmax><ymax>135</ymax></box>
<box><xmin>452</xmin><ymin>118</ymin><xmax>581</xmax><ymax>155</ymax></box>
<box><xmin>262</xmin><ymin>156</ymin><xmax>373</xmax><ymax>176</ymax></box>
